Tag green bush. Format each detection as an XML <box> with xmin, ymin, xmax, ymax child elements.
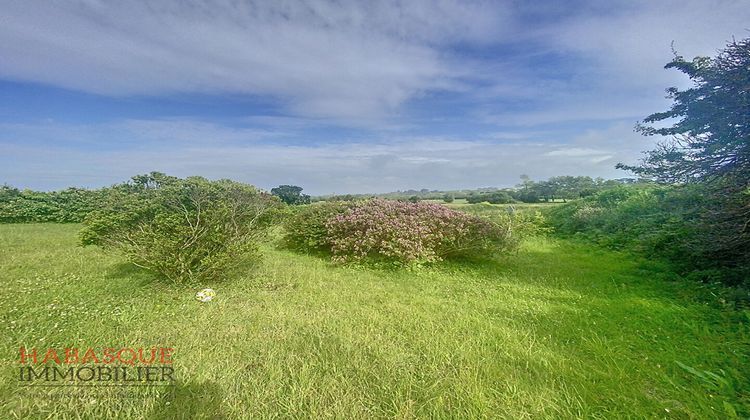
<box><xmin>466</xmin><ymin>191</ymin><xmax>515</xmax><ymax>204</ymax></box>
<box><xmin>0</xmin><ymin>186</ymin><xmax>104</xmax><ymax>223</ymax></box>
<box><xmin>547</xmin><ymin>185</ymin><xmax>750</xmax><ymax>287</ymax></box>
<box><xmin>80</xmin><ymin>174</ymin><xmax>281</xmax><ymax>283</ymax></box>
<box><xmin>281</xmin><ymin>202</ymin><xmax>353</xmax><ymax>254</ymax></box>
<box><xmin>499</xmin><ymin>210</ymin><xmax>552</xmax><ymax>247</ymax></box>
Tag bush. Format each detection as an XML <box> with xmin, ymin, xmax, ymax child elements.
<box><xmin>282</xmin><ymin>199</ymin><xmax>538</xmax><ymax>267</ymax></box>
<box><xmin>499</xmin><ymin>209</ymin><xmax>552</xmax><ymax>245</ymax></box>
<box><xmin>466</xmin><ymin>191</ymin><xmax>515</xmax><ymax>204</ymax></box>
<box><xmin>0</xmin><ymin>186</ymin><xmax>104</xmax><ymax>223</ymax></box>
<box><xmin>547</xmin><ymin>185</ymin><xmax>750</xmax><ymax>287</ymax></box>
<box><xmin>322</xmin><ymin>199</ymin><xmax>514</xmax><ymax>266</ymax></box>
<box><xmin>80</xmin><ymin>174</ymin><xmax>280</xmax><ymax>283</ymax></box>
<box><xmin>281</xmin><ymin>202</ymin><xmax>353</xmax><ymax>254</ymax></box>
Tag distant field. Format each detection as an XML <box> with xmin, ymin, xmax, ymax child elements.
<box><xmin>437</xmin><ymin>200</ymin><xmax>563</xmax><ymax>217</ymax></box>
<box><xmin>1</xmin><ymin>223</ymin><xmax>748</xmax><ymax>418</ymax></box>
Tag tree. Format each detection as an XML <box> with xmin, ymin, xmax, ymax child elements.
<box><xmin>519</xmin><ymin>174</ymin><xmax>533</xmax><ymax>192</ymax></box>
<box><xmin>618</xmin><ymin>37</ymin><xmax>750</xmax><ymax>281</ymax></box>
<box><xmin>0</xmin><ymin>185</ymin><xmax>20</xmax><ymax>201</ymax></box>
<box><xmin>271</xmin><ymin>185</ymin><xmax>311</xmax><ymax>205</ymax></box>
<box><xmin>618</xmin><ymin>38</ymin><xmax>750</xmax><ymax>184</ymax></box>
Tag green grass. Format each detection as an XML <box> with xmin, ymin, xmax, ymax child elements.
<box><xmin>1</xmin><ymin>223</ymin><xmax>748</xmax><ymax>418</ymax></box>
<box><xmin>441</xmin><ymin>201</ymin><xmax>561</xmax><ymax>216</ymax></box>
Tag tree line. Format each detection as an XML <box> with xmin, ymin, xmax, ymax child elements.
<box><xmin>317</xmin><ymin>176</ymin><xmax>641</xmax><ymax>204</ymax></box>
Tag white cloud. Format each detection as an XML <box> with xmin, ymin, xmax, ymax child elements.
<box><xmin>549</xmin><ymin>0</ymin><xmax>750</xmax><ymax>89</ymax></box>
<box><xmin>2</xmin><ymin>1</ymin><xmax>747</xmax><ymax>124</ymax></box>
<box><xmin>475</xmin><ymin>0</ymin><xmax>750</xmax><ymax>126</ymax></box>
<box><xmin>545</xmin><ymin>148</ymin><xmax>607</xmax><ymax>157</ymax></box>
<box><xmin>0</xmin><ymin>0</ymin><xmax>510</xmax><ymax>120</ymax></box>
<box><xmin>0</xmin><ymin>118</ymin><xmax>655</xmax><ymax>194</ymax></box>
<box><xmin>1</xmin><ymin>1</ymin><xmax>747</xmax><ymax>191</ymax></box>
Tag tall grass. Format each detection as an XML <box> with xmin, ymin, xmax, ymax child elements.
<box><xmin>0</xmin><ymin>224</ymin><xmax>748</xmax><ymax>418</ymax></box>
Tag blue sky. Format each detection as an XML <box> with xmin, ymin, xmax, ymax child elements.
<box><xmin>1</xmin><ymin>0</ymin><xmax>748</xmax><ymax>194</ymax></box>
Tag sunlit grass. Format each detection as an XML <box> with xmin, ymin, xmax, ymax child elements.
<box><xmin>0</xmin><ymin>224</ymin><xmax>748</xmax><ymax>418</ymax></box>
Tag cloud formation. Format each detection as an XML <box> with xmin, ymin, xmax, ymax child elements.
<box><xmin>1</xmin><ymin>1</ymin><xmax>749</xmax><ymax>192</ymax></box>
<box><xmin>0</xmin><ymin>119</ymin><xmax>653</xmax><ymax>194</ymax></box>
<box><xmin>1</xmin><ymin>0</ymin><xmax>510</xmax><ymax>119</ymax></box>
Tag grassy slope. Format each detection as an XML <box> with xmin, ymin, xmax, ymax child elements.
<box><xmin>0</xmin><ymin>224</ymin><xmax>748</xmax><ymax>419</ymax></box>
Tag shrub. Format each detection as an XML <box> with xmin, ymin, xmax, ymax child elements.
<box><xmin>0</xmin><ymin>186</ymin><xmax>104</xmax><ymax>223</ymax></box>
<box><xmin>281</xmin><ymin>201</ymin><xmax>353</xmax><ymax>254</ymax></box>
<box><xmin>80</xmin><ymin>174</ymin><xmax>280</xmax><ymax>283</ymax></box>
<box><xmin>498</xmin><ymin>209</ymin><xmax>552</xmax><ymax>246</ymax></box>
<box><xmin>325</xmin><ymin>199</ymin><xmax>514</xmax><ymax>266</ymax></box>
<box><xmin>466</xmin><ymin>191</ymin><xmax>515</xmax><ymax>204</ymax></box>
<box><xmin>547</xmin><ymin>185</ymin><xmax>750</xmax><ymax>287</ymax></box>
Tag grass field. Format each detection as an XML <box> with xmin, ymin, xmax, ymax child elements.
<box><xmin>1</xmin><ymin>223</ymin><xmax>748</xmax><ymax>418</ymax></box>
<box><xmin>441</xmin><ymin>201</ymin><xmax>561</xmax><ymax>216</ymax></box>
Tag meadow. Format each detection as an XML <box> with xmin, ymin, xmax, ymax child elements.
<box><xmin>1</xmin><ymin>219</ymin><xmax>748</xmax><ymax>418</ymax></box>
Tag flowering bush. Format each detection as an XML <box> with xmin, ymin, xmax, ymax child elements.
<box><xmin>282</xmin><ymin>201</ymin><xmax>353</xmax><ymax>254</ymax></box>
<box><xmin>324</xmin><ymin>199</ymin><xmax>513</xmax><ymax>266</ymax></box>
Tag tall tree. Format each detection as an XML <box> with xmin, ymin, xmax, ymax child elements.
<box><xmin>618</xmin><ymin>37</ymin><xmax>750</xmax><ymax>277</ymax></box>
<box><xmin>618</xmin><ymin>38</ymin><xmax>750</xmax><ymax>184</ymax></box>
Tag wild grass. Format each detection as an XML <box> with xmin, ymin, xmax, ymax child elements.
<box><xmin>441</xmin><ymin>201</ymin><xmax>561</xmax><ymax>215</ymax></box>
<box><xmin>0</xmin><ymin>223</ymin><xmax>748</xmax><ymax>418</ymax></box>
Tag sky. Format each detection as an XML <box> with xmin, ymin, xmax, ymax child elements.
<box><xmin>1</xmin><ymin>0</ymin><xmax>748</xmax><ymax>195</ymax></box>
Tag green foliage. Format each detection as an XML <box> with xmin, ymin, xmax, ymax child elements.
<box><xmin>500</xmin><ymin>209</ymin><xmax>552</xmax><ymax>246</ymax></box>
<box><xmin>467</xmin><ymin>191</ymin><xmax>515</xmax><ymax>204</ymax></box>
<box><xmin>271</xmin><ymin>184</ymin><xmax>311</xmax><ymax>205</ymax></box>
<box><xmin>511</xmin><ymin>176</ymin><xmax>630</xmax><ymax>203</ymax></box>
<box><xmin>621</xmin><ymin>38</ymin><xmax>750</xmax><ymax>184</ymax></box>
<box><xmin>0</xmin><ymin>186</ymin><xmax>104</xmax><ymax>223</ymax></box>
<box><xmin>3</xmin><ymin>223</ymin><xmax>749</xmax><ymax>418</ymax></box>
<box><xmin>80</xmin><ymin>173</ymin><xmax>281</xmax><ymax>283</ymax></box>
<box><xmin>616</xmin><ymin>37</ymin><xmax>750</xmax><ymax>285</ymax></box>
<box><xmin>311</xmin><ymin>176</ymin><xmax>637</xmax><ymax>204</ymax></box>
<box><xmin>548</xmin><ymin>185</ymin><xmax>748</xmax><ymax>287</ymax></box>
<box><xmin>326</xmin><ymin>199</ymin><xmax>515</xmax><ymax>266</ymax></box>
<box><xmin>283</xmin><ymin>199</ymin><xmax>521</xmax><ymax>267</ymax></box>
<box><xmin>281</xmin><ymin>202</ymin><xmax>353</xmax><ymax>254</ymax></box>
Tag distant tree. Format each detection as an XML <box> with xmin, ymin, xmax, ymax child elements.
<box><xmin>519</xmin><ymin>174</ymin><xmax>533</xmax><ymax>192</ymax></box>
<box><xmin>328</xmin><ymin>194</ymin><xmax>358</xmax><ymax>202</ymax></box>
<box><xmin>408</xmin><ymin>195</ymin><xmax>421</xmax><ymax>203</ymax></box>
<box><xmin>511</xmin><ymin>189</ymin><xmax>539</xmax><ymax>203</ymax></box>
<box><xmin>485</xmin><ymin>191</ymin><xmax>514</xmax><ymax>204</ymax></box>
<box><xmin>0</xmin><ymin>184</ymin><xmax>20</xmax><ymax>202</ymax></box>
<box><xmin>271</xmin><ymin>185</ymin><xmax>311</xmax><ymax>205</ymax></box>
<box><xmin>442</xmin><ymin>193</ymin><xmax>454</xmax><ymax>203</ymax></box>
<box><xmin>466</xmin><ymin>191</ymin><xmax>514</xmax><ymax>204</ymax></box>
<box><xmin>129</xmin><ymin>171</ymin><xmax>179</xmax><ymax>191</ymax></box>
